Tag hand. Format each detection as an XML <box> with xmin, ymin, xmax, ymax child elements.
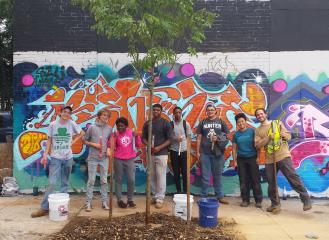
<box><xmin>93</xmin><ymin>143</ymin><xmax>102</xmax><ymax>150</ymax></box>
<box><xmin>177</xmin><ymin>136</ymin><xmax>183</xmax><ymax>142</ymax></box>
<box><xmin>41</xmin><ymin>154</ymin><xmax>48</xmax><ymax>168</ymax></box>
<box><xmin>151</xmin><ymin>146</ymin><xmax>161</xmax><ymax>154</ymax></box>
<box><xmin>136</xmin><ymin>149</ymin><xmax>142</xmax><ymax>157</ymax></box>
<box><xmin>268</xmin><ymin>133</ymin><xmax>275</xmax><ymax>140</ymax></box>
<box><xmin>106</xmin><ymin>150</ymin><xmax>111</xmax><ymax>157</ymax></box>
<box><xmin>196</xmin><ymin>151</ymin><xmax>201</xmax><ymax>162</ymax></box>
<box><xmin>211</xmin><ymin>135</ymin><xmax>217</xmax><ymax>142</ymax></box>
<box><xmin>232</xmin><ymin>159</ymin><xmax>237</xmax><ymax>168</ymax></box>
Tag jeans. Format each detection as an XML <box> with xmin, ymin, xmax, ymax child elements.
<box><xmin>170</xmin><ymin>150</ymin><xmax>187</xmax><ymax>193</ymax></box>
<box><xmin>265</xmin><ymin>157</ymin><xmax>310</xmax><ymax>206</ymax></box>
<box><xmin>41</xmin><ymin>157</ymin><xmax>73</xmax><ymax>210</ymax></box>
<box><xmin>150</xmin><ymin>155</ymin><xmax>168</xmax><ymax>203</ymax></box>
<box><xmin>86</xmin><ymin>157</ymin><xmax>109</xmax><ymax>204</ymax></box>
<box><xmin>114</xmin><ymin>158</ymin><xmax>135</xmax><ymax>201</ymax></box>
<box><xmin>237</xmin><ymin>156</ymin><xmax>263</xmax><ymax>203</ymax></box>
<box><xmin>200</xmin><ymin>153</ymin><xmax>225</xmax><ymax>199</ymax></box>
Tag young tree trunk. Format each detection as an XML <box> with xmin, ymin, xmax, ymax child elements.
<box><xmin>145</xmin><ymin>86</ymin><xmax>154</xmax><ymax>225</ymax></box>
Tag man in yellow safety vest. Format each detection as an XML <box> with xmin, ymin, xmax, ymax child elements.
<box><xmin>254</xmin><ymin>108</ymin><xmax>311</xmax><ymax>214</ymax></box>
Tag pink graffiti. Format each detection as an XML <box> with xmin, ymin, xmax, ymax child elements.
<box><xmin>284</xmin><ymin>103</ymin><xmax>329</xmax><ymax>168</ymax></box>
<box><xmin>272</xmin><ymin>79</ymin><xmax>287</xmax><ymax>93</ymax></box>
<box><xmin>180</xmin><ymin>63</ymin><xmax>195</xmax><ymax>77</ymax></box>
<box><xmin>291</xmin><ymin>140</ymin><xmax>329</xmax><ymax>168</ymax></box>
<box><xmin>22</xmin><ymin>74</ymin><xmax>34</xmax><ymax>86</ymax></box>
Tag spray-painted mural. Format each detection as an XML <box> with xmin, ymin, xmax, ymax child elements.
<box><xmin>13</xmin><ymin>58</ymin><xmax>329</xmax><ymax>197</ymax></box>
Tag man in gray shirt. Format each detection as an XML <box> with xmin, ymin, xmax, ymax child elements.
<box><xmin>142</xmin><ymin>103</ymin><xmax>173</xmax><ymax>209</ymax></box>
<box><xmin>169</xmin><ymin>107</ymin><xmax>192</xmax><ymax>193</ymax></box>
<box><xmin>31</xmin><ymin>106</ymin><xmax>84</xmax><ymax>218</ymax></box>
<box><xmin>83</xmin><ymin>109</ymin><xmax>112</xmax><ymax>211</ymax></box>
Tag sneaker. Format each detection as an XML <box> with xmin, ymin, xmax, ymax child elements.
<box><xmin>218</xmin><ymin>197</ymin><xmax>229</xmax><ymax>205</ymax></box>
<box><xmin>102</xmin><ymin>202</ymin><xmax>110</xmax><ymax>210</ymax></box>
<box><xmin>118</xmin><ymin>200</ymin><xmax>127</xmax><ymax>208</ymax></box>
<box><xmin>303</xmin><ymin>200</ymin><xmax>312</xmax><ymax>211</ymax></box>
<box><xmin>240</xmin><ymin>201</ymin><xmax>250</xmax><ymax>207</ymax></box>
<box><xmin>266</xmin><ymin>204</ymin><xmax>281</xmax><ymax>214</ymax></box>
<box><xmin>31</xmin><ymin>209</ymin><xmax>49</xmax><ymax>218</ymax></box>
<box><xmin>85</xmin><ymin>202</ymin><xmax>92</xmax><ymax>212</ymax></box>
<box><xmin>155</xmin><ymin>201</ymin><xmax>163</xmax><ymax>209</ymax></box>
<box><xmin>255</xmin><ymin>202</ymin><xmax>262</xmax><ymax>208</ymax></box>
<box><xmin>127</xmin><ymin>201</ymin><xmax>137</xmax><ymax>208</ymax></box>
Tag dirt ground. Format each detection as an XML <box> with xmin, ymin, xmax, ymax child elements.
<box><xmin>48</xmin><ymin>212</ymin><xmax>245</xmax><ymax>240</ymax></box>
<box><xmin>1</xmin><ymin>195</ymin><xmax>329</xmax><ymax>240</ymax></box>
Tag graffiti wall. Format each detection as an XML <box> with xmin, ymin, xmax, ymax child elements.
<box><xmin>13</xmin><ymin>52</ymin><xmax>329</xmax><ymax>197</ymax></box>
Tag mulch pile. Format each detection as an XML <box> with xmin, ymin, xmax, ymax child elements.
<box><xmin>48</xmin><ymin>212</ymin><xmax>245</xmax><ymax>240</ymax></box>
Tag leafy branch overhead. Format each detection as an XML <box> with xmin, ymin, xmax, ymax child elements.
<box><xmin>71</xmin><ymin>0</ymin><xmax>215</xmax><ymax>74</ymax></box>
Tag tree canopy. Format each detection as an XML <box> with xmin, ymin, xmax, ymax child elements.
<box><xmin>0</xmin><ymin>0</ymin><xmax>13</xmax><ymax>111</ymax></box>
<box><xmin>72</xmin><ymin>0</ymin><xmax>215</xmax><ymax>77</ymax></box>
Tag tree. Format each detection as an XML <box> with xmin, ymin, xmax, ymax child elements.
<box><xmin>72</xmin><ymin>0</ymin><xmax>215</xmax><ymax>224</ymax></box>
<box><xmin>0</xmin><ymin>0</ymin><xmax>13</xmax><ymax>111</ymax></box>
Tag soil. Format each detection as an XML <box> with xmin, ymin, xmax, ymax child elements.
<box><xmin>48</xmin><ymin>212</ymin><xmax>244</xmax><ymax>240</ymax></box>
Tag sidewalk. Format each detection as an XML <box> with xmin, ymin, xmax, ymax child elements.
<box><xmin>0</xmin><ymin>194</ymin><xmax>328</xmax><ymax>240</ymax></box>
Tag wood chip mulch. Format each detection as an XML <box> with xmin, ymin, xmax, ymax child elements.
<box><xmin>48</xmin><ymin>212</ymin><xmax>245</xmax><ymax>240</ymax></box>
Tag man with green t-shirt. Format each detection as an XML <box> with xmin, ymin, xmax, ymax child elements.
<box><xmin>31</xmin><ymin>106</ymin><xmax>84</xmax><ymax>218</ymax></box>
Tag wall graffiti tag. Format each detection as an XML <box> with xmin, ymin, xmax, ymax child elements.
<box><xmin>13</xmin><ymin>61</ymin><xmax>329</xmax><ymax>196</ymax></box>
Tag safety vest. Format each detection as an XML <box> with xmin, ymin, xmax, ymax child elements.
<box><xmin>266</xmin><ymin>120</ymin><xmax>282</xmax><ymax>154</ymax></box>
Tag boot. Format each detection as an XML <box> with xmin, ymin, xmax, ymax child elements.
<box><xmin>31</xmin><ymin>209</ymin><xmax>48</xmax><ymax>218</ymax></box>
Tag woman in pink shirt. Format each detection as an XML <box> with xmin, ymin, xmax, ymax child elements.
<box><xmin>110</xmin><ymin>117</ymin><xmax>142</xmax><ymax>208</ymax></box>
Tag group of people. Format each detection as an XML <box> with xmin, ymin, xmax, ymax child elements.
<box><xmin>31</xmin><ymin>103</ymin><xmax>312</xmax><ymax>218</ymax></box>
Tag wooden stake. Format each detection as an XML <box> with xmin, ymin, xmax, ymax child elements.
<box><xmin>109</xmin><ymin>135</ymin><xmax>115</xmax><ymax>218</ymax></box>
<box><xmin>271</xmin><ymin>121</ymin><xmax>279</xmax><ymax>207</ymax></box>
<box><xmin>186</xmin><ymin>136</ymin><xmax>191</xmax><ymax>224</ymax></box>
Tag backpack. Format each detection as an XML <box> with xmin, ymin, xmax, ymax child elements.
<box><xmin>1</xmin><ymin>177</ymin><xmax>19</xmax><ymax>197</ymax></box>
<box><xmin>170</xmin><ymin>120</ymin><xmax>187</xmax><ymax>137</ymax></box>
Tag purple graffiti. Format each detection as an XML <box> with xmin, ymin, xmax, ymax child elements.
<box><xmin>323</xmin><ymin>85</ymin><xmax>329</xmax><ymax>94</ymax></box>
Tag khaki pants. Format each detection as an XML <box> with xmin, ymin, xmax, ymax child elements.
<box><xmin>265</xmin><ymin>157</ymin><xmax>309</xmax><ymax>206</ymax></box>
<box><xmin>150</xmin><ymin>155</ymin><xmax>168</xmax><ymax>203</ymax></box>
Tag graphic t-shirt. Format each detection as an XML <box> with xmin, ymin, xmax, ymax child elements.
<box><xmin>196</xmin><ymin>117</ymin><xmax>229</xmax><ymax>155</ymax></box>
<box><xmin>232</xmin><ymin>128</ymin><xmax>257</xmax><ymax>158</ymax></box>
<box><xmin>48</xmin><ymin>119</ymin><xmax>82</xmax><ymax>160</ymax></box>
<box><xmin>111</xmin><ymin>128</ymin><xmax>142</xmax><ymax>160</ymax></box>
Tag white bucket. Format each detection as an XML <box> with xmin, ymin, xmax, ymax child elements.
<box><xmin>172</xmin><ymin>194</ymin><xmax>194</xmax><ymax>220</ymax></box>
<box><xmin>48</xmin><ymin>193</ymin><xmax>70</xmax><ymax>221</ymax></box>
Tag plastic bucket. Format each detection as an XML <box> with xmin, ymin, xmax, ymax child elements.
<box><xmin>48</xmin><ymin>193</ymin><xmax>70</xmax><ymax>221</ymax></box>
<box><xmin>198</xmin><ymin>198</ymin><xmax>219</xmax><ymax>227</ymax></box>
<box><xmin>172</xmin><ymin>194</ymin><xmax>194</xmax><ymax>220</ymax></box>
